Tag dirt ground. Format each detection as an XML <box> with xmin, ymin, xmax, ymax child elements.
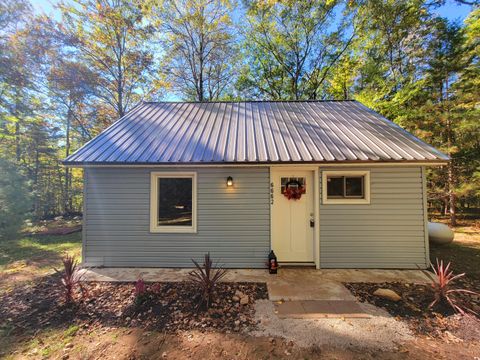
<box><xmin>1</xmin><ymin>219</ymin><xmax>480</xmax><ymax>359</ymax></box>
<box><xmin>5</xmin><ymin>326</ymin><xmax>480</xmax><ymax>360</ymax></box>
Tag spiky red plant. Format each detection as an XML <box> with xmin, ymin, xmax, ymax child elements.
<box><xmin>426</xmin><ymin>258</ymin><xmax>479</xmax><ymax>315</ymax></box>
<box><xmin>134</xmin><ymin>278</ymin><xmax>147</xmax><ymax>304</ymax></box>
<box><xmin>135</xmin><ymin>278</ymin><xmax>146</xmax><ymax>296</ymax></box>
<box><xmin>54</xmin><ymin>255</ymin><xmax>86</xmax><ymax>304</ymax></box>
<box><xmin>188</xmin><ymin>253</ymin><xmax>227</xmax><ymax>310</ymax></box>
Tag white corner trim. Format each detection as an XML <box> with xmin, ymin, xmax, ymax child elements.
<box><xmin>314</xmin><ymin>168</ymin><xmax>321</xmax><ymax>269</ymax></box>
<box><xmin>150</xmin><ymin>171</ymin><xmax>197</xmax><ymax>233</ymax></box>
<box><xmin>421</xmin><ymin>166</ymin><xmax>430</xmax><ymax>267</ymax></box>
<box><xmin>321</xmin><ymin>170</ymin><xmax>371</xmax><ymax>205</ymax></box>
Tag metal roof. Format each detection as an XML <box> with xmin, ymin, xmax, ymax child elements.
<box><xmin>64</xmin><ymin>101</ymin><xmax>448</xmax><ymax>165</ymax></box>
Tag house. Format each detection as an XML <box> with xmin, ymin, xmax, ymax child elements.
<box><xmin>64</xmin><ymin>101</ymin><xmax>448</xmax><ymax>269</ymax></box>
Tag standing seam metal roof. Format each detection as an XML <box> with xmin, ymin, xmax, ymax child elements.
<box><xmin>64</xmin><ymin>101</ymin><xmax>449</xmax><ymax>165</ymax></box>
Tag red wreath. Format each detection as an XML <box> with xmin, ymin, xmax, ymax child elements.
<box><xmin>283</xmin><ymin>181</ymin><xmax>306</xmax><ymax>200</ymax></box>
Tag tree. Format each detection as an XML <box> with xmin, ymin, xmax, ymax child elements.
<box><xmin>47</xmin><ymin>60</ymin><xmax>98</xmax><ymax>213</ymax></box>
<box><xmin>0</xmin><ymin>158</ymin><xmax>31</xmax><ymax>240</ymax></box>
<box><xmin>426</xmin><ymin>20</ymin><xmax>466</xmax><ymax>226</ymax></box>
<box><xmin>148</xmin><ymin>0</ymin><xmax>237</xmax><ymax>101</ymax></box>
<box><xmin>0</xmin><ymin>0</ymin><xmax>35</xmax><ymax>163</ymax></box>
<box><xmin>58</xmin><ymin>0</ymin><xmax>158</xmax><ymax>120</ymax></box>
<box><xmin>325</xmin><ymin>52</ymin><xmax>359</xmax><ymax>100</ymax></box>
<box><xmin>449</xmin><ymin>8</ymin><xmax>480</xmax><ymax>216</ymax></box>
<box><xmin>351</xmin><ymin>0</ymin><xmax>433</xmax><ymax>117</ymax></box>
<box><xmin>239</xmin><ymin>0</ymin><xmax>354</xmax><ymax>100</ymax></box>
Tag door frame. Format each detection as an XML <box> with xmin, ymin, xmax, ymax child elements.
<box><xmin>269</xmin><ymin>166</ymin><xmax>320</xmax><ymax>269</ymax></box>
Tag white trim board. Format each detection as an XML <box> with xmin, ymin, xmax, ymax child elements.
<box><xmin>149</xmin><ymin>171</ymin><xmax>197</xmax><ymax>233</ymax></box>
<box><xmin>321</xmin><ymin>170</ymin><xmax>371</xmax><ymax>205</ymax></box>
<box><xmin>270</xmin><ymin>167</ymin><xmax>320</xmax><ymax>269</ymax></box>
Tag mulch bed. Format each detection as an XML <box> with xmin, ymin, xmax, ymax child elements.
<box><xmin>345</xmin><ymin>281</ymin><xmax>480</xmax><ymax>339</ymax></box>
<box><xmin>0</xmin><ymin>274</ymin><xmax>268</xmax><ymax>337</ymax></box>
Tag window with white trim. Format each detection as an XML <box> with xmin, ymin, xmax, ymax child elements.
<box><xmin>322</xmin><ymin>171</ymin><xmax>370</xmax><ymax>204</ymax></box>
<box><xmin>150</xmin><ymin>172</ymin><xmax>197</xmax><ymax>233</ymax></box>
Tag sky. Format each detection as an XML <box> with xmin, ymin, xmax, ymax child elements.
<box><xmin>31</xmin><ymin>0</ymin><xmax>474</xmax><ymax>23</ymax></box>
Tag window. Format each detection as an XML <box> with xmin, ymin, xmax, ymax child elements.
<box><xmin>280</xmin><ymin>177</ymin><xmax>306</xmax><ymax>194</ymax></box>
<box><xmin>322</xmin><ymin>171</ymin><xmax>370</xmax><ymax>204</ymax></box>
<box><xmin>150</xmin><ymin>172</ymin><xmax>197</xmax><ymax>233</ymax></box>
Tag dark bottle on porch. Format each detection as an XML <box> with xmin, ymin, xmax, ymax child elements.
<box><xmin>268</xmin><ymin>250</ymin><xmax>278</xmax><ymax>274</ymax></box>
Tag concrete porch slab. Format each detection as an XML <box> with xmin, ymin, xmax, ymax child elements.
<box><xmin>79</xmin><ymin>267</ymin><xmax>430</xmax><ymax>301</ymax></box>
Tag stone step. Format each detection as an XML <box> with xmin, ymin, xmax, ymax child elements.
<box><xmin>274</xmin><ymin>300</ymin><xmax>371</xmax><ymax>319</ymax></box>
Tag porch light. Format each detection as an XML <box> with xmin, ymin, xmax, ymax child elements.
<box><xmin>226</xmin><ymin>176</ymin><xmax>234</xmax><ymax>187</ymax></box>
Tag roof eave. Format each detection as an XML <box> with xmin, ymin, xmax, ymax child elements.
<box><xmin>63</xmin><ymin>159</ymin><xmax>449</xmax><ymax>168</ymax></box>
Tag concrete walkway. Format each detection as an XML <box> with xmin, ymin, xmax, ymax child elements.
<box><xmin>80</xmin><ymin>267</ymin><xmax>430</xmax><ymax>301</ymax></box>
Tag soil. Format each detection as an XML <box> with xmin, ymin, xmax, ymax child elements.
<box><xmin>345</xmin><ymin>281</ymin><xmax>480</xmax><ymax>340</ymax></box>
<box><xmin>6</xmin><ymin>327</ymin><xmax>480</xmax><ymax>360</ymax></box>
<box><xmin>0</xmin><ymin>273</ymin><xmax>268</xmax><ymax>338</ymax></box>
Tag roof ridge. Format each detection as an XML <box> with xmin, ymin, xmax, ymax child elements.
<box><xmin>142</xmin><ymin>100</ymin><xmax>358</xmax><ymax>104</ymax></box>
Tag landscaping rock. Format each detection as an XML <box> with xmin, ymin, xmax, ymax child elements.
<box><xmin>0</xmin><ymin>276</ymin><xmax>268</xmax><ymax>335</ymax></box>
<box><xmin>235</xmin><ymin>290</ymin><xmax>244</xmax><ymax>298</ymax></box>
<box><xmin>373</xmin><ymin>288</ymin><xmax>402</xmax><ymax>302</ymax></box>
<box><xmin>240</xmin><ymin>295</ymin><xmax>250</xmax><ymax>305</ymax></box>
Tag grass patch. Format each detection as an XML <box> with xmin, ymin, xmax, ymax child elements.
<box><xmin>431</xmin><ymin>240</ymin><xmax>480</xmax><ymax>279</ymax></box>
<box><xmin>430</xmin><ymin>224</ymin><xmax>480</xmax><ymax>281</ymax></box>
<box><xmin>64</xmin><ymin>325</ymin><xmax>80</xmax><ymax>338</ymax></box>
<box><xmin>0</xmin><ymin>232</ymin><xmax>82</xmax><ymax>272</ymax></box>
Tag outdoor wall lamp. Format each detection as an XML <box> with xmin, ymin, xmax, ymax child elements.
<box><xmin>226</xmin><ymin>176</ymin><xmax>234</xmax><ymax>187</ymax></box>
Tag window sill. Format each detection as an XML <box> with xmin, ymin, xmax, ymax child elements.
<box><xmin>149</xmin><ymin>226</ymin><xmax>197</xmax><ymax>234</ymax></box>
<box><xmin>323</xmin><ymin>198</ymin><xmax>371</xmax><ymax>205</ymax></box>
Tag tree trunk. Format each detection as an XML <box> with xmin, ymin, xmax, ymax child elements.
<box><xmin>65</xmin><ymin>107</ymin><xmax>72</xmax><ymax>214</ymax></box>
<box><xmin>445</xmin><ymin>76</ymin><xmax>456</xmax><ymax>227</ymax></box>
<box><xmin>34</xmin><ymin>146</ymin><xmax>40</xmax><ymax>218</ymax></box>
<box><xmin>15</xmin><ymin>122</ymin><xmax>21</xmax><ymax>162</ymax></box>
<box><xmin>14</xmin><ymin>94</ymin><xmax>21</xmax><ymax>162</ymax></box>
<box><xmin>447</xmin><ymin>162</ymin><xmax>457</xmax><ymax>226</ymax></box>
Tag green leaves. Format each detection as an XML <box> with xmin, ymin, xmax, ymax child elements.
<box><xmin>241</xmin><ymin>0</ymin><xmax>351</xmax><ymax>100</ymax></box>
<box><xmin>58</xmin><ymin>0</ymin><xmax>158</xmax><ymax>119</ymax></box>
<box><xmin>148</xmin><ymin>0</ymin><xmax>238</xmax><ymax>101</ymax></box>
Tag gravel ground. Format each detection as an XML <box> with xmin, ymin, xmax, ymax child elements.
<box><xmin>251</xmin><ymin>300</ymin><xmax>413</xmax><ymax>350</ymax></box>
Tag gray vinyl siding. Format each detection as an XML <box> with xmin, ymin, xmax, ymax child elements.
<box><xmin>319</xmin><ymin>167</ymin><xmax>428</xmax><ymax>269</ymax></box>
<box><xmin>83</xmin><ymin>167</ymin><xmax>270</xmax><ymax>267</ymax></box>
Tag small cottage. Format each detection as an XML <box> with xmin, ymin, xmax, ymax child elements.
<box><xmin>64</xmin><ymin>101</ymin><xmax>448</xmax><ymax>269</ymax></box>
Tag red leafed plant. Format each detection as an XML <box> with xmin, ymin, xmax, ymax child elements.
<box><xmin>54</xmin><ymin>255</ymin><xmax>86</xmax><ymax>304</ymax></box>
<box><xmin>134</xmin><ymin>278</ymin><xmax>148</xmax><ymax>305</ymax></box>
<box><xmin>426</xmin><ymin>258</ymin><xmax>479</xmax><ymax>315</ymax></box>
<box><xmin>188</xmin><ymin>253</ymin><xmax>227</xmax><ymax>310</ymax></box>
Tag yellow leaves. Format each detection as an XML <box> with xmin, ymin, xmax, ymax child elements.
<box><xmin>325</xmin><ymin>0</ymin><xmax>336</xmax><ymax>7</ymax></box>
<box><xmin>153</xmin><ymin>78</ymin><xmax>172</xmax><ymax>91</ymax></box>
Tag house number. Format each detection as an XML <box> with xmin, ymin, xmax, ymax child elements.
<box><xmin>270</xmin><ymin>182</ymin><xmax>274</xmax><ymax>205</ymax></box>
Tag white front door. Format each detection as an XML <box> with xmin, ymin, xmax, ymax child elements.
<box><xmin>271</xmin><ymin>169</ymin><xmax>314</xmax><ymax>262</ymax></box>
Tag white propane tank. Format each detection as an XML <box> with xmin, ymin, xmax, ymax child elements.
<box><xmin>428</xmin><ymin>222</ymin><xmax>454</xmax><ymax>245</ymax></box>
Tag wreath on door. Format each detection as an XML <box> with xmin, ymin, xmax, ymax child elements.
<box><xmin>283</xmin><ymin>180</ymin><xmax>306</xmax><ymax>200</ymax></box>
